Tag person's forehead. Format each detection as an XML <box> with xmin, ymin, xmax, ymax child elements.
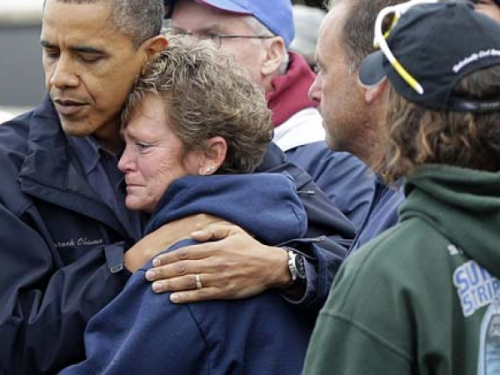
<box><xmin>170</xmin><ymin>0</ymin><xmax>251</xmax><ymax>31</ymax></box>
<box><xmin>125</xmin><ymin>99</ymin><xmax>169</xmax><ymax>136</ymax></box>
<box><xmin>41</xmin><ymin>0</ymin><xmax>131</xmax><ymax>48</ymax></box>
<box><xmin>475</xmin><ymin>0</ymin><xmax>500</xmax><ymax>24</ymax></box>
<box><xmin>316</xmin><ymin>6</ymin><xmax>344</xmax><ymax>63</ymax></box>
<box><xmin>43</xmin><ymin>0</ymin><xmax>112</xmax><ymax>21</ymax></box>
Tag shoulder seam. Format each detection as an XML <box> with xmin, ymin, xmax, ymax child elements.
<box><xmin>322</xmin><ymin>312</ymin><xmax>413</xmax><ymax>363</ymax></box>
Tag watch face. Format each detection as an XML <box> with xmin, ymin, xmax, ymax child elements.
<box><xmin>295</xmin><ymin>254</ymin><xmax>306</xmax><ymax>279</ymax></box>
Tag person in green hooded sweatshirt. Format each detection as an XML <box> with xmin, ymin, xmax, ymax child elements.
<box><xmin>303</xmin><ymin>1</ymin><xmax>500</xmax><ymax>374</ymax></box>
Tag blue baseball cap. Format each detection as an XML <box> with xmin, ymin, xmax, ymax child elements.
<box><xmin>164</xmin><ymin>0</ymin><xmax>295</xmax><ymax>48</ymax></box>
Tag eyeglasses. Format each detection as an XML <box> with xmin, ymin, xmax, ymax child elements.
<box><xmin>171</xmin><ymin>29</ymin><xmax>274</xmax><ymax>48</ymax></box>
<box><xmin>373</xmin><ymin>0</ymin><xmax>438</xmax><ymax>95</ymax></box>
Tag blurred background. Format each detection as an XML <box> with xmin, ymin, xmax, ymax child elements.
<box><xmin>0</xmin><ymin>0</ymin><xmax>325</xmax><ymax>119</ymax></box>
<box><xmin>0</xmin><ymin>0</ymin><xmax>45</xmax><ymax>117</ymax></box>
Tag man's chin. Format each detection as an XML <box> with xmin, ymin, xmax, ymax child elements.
<box><xmin>60</xmin><ymin>125</ymin><xmax>93</xmax><ymax>138</ymax></box>
<box><xmin>325</xmin><ymin>136</ymin><xmax>339</xmax><ymax>152</ymax></box>
<box><xmin>59</xmin><ymin>117</ymin><xmax>94</xmax><ymax>138</ymax></box>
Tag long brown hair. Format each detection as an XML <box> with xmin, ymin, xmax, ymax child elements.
<box><xmin>378</xmin><ymin>65</ymin><xmax>500</xmax><ymax>184</ymax></box>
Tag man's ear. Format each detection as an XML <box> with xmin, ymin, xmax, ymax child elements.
<box><xmin>139</xmin><ymin>35</ymin><xmax>168</xmax><ymax>74</ymax></box>
<box><xmin>261</xmin><ymin>37</ymin><xmax>286</xmax><ymax>76</ymax></box>
<box><xmin>363</xmin><ymin>78</ymin><xmax>388</xmax><ymax>104</ymax></box>
<box><xmin>198</xmin><ymin>136</ymin><xmax>227</xmax><ymax>175</ymax></box>
<box><xmin>143</xmin><ymin>35</ymin><xmax>169</xmax><ymax>59</ymax></box>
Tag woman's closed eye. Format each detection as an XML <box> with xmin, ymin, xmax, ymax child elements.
<box><xmin>136</xmin><ymin>142</ymin><xmax>154</xmax><ymax>153</ymax></box>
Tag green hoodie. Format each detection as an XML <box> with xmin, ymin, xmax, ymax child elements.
<box><xmin>303</xmin><ymin>165</ymin><xmax>500</xmax><ymax>375</ymax></box>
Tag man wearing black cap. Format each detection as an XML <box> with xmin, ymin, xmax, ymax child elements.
<box><xmin>304</xmin><ymin>1</ymin><xmax>500</xmax><ymax>373</ymax></box>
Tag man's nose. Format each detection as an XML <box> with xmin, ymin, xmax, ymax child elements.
<box><xmin>49</xmin><ymin>54</ymin><xmax>79</xmax><ymax>89</ymax></box>
<box><xmin>308</xmin><ymin>75</ymin><xmax>322</xmax><ymax>103</ymax></box>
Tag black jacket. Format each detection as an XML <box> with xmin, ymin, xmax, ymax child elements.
<box><xmin>0</xmin><ymin>100</ymin><xmax>137</xmax><ymax>374</ymax></box>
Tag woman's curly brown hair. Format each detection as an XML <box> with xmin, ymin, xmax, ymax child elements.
<box><xmin>377</xmin><ymin>65</ymin><xmax>500</xmax><ymax>184</ymax></box>
<box><xmin>122</xmin><ymin>33</ymin><xmax>273</xmax><ymax>174</ymax></box>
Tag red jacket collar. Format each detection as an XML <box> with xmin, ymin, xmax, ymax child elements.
<box><xmin>266</xmin><ymin>52</ymin><xmax>318</xmax><ymax>127</ymax></box>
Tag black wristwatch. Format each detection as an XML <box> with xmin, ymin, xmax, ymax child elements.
<box><xmin>287</xmin><ymin>249</ymin><xmax>306</xmax><ymax>282</ymax></box>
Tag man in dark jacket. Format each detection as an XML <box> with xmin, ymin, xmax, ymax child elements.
<box><xmin>306</xmin><ymin>0</ymin><xmax>408</xmax><ymax>254</ymax></box>
<box><xmin>0</xmin><ymin>0</ymin><xmax>351</xmax><ymax>373</ymax></box>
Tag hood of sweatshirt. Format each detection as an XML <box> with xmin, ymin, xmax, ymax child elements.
<box><xmin>400</xmin><ymin>165</ymin><xmax>500</xmax><ymax>278</ymax></box>
<box><xmin>145</xmin><ymin>173</ymin><xmax>307</xmax><ymax>245</ymax></box>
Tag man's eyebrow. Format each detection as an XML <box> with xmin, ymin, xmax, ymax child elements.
<box><xmin>197</xmin><ymin>25</ymin><xmax>223</xmax><ymax>33</ymax></box>
<box><xmin>171</xmin><ymin>25</ymin><xmax>222</xmax><ymax>34</ymax></box>
<box><xmin>40</xmin><ymin>40</ymin><xmax>105</xmax><ymax>54</ymax></box>
<box><xmin>41</xmin><ymin>40</ymin><xmax>56</xmax><ymax>48</ymax></box>
<box><xmin>72</xmin><ymin>45</ymin><xmax>106</xmax><ymax>54</ymax></box>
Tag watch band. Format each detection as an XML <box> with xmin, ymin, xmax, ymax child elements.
<box><xmin>286</xmin><ymin>249</ymin><xmax>306</xmax><ymax>282</ymax></box>
<box><xmin>287</xmin><ymin>250</ymin><xmax>299</xmax><ymax>281</ymax></box>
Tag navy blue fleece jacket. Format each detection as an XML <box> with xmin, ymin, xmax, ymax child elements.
<box><xmin>62</xmin><ymin>174</ymin><xmax>316</xmax><ymax>375</ymax></box>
